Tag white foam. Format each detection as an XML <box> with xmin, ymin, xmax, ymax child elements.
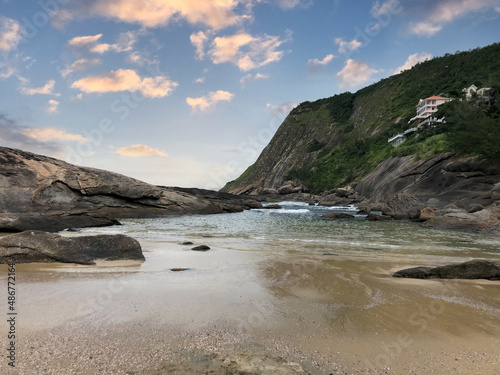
<box><xmin>255</xmin><ymin>208</ymin><xmax>311</xmax><ymax>214</ymax></box>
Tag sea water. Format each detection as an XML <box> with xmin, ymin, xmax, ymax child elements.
<box><xmin>81</xmin><ymin>201</ymin><xmax>500</xmax><ymax>260</ymax></box>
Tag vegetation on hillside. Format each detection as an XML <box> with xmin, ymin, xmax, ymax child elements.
<box><xmin>287</xmin><ymin>44</ymin><xmax>500</xmax><ymax>193</ymax></box>
<box><xmin>224</xmin><ymin>43</ymin><xmax>500</xmax><ymax>194</ymax></box>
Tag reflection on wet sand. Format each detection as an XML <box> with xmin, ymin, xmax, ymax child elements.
<box><xmin>259</xmin><ymin>251</ymin><xmax>500</xmax><ymax>373</ymax></box>
<box><xmin>1</xmin><ymin>226</ymin><xmax>499</xmax><ymax>374</ymax></box>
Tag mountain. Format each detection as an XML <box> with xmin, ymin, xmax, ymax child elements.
<box><xmin>0</xmin><ymin>147</ymin><xmax>261</xmax><ymax>232</ymax></box>
<box><xmin>221</xmin><ymin>43</ymin><xmax>500</xmax><ymax>196</ymax></box>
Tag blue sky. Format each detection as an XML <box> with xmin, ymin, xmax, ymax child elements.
<box><xmin>1</xmin><ymin>0</ymin><xmax>499</xmax><ymax>189</ymax></box>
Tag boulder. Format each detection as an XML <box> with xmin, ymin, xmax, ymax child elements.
<box><xmin>0</xmin><ymin>230</ymin><xmax>144</xmax><ymax>265</ymax></box>
<box><xmin>191</xmin><ymin>245</ymin><xmax>211</xmax><ymax>251</ymax></box>
<box><xmin>262</xmin><ymin>204</ymin><xmax>282</xmax><ymax>209</ymax></box>
<box><xmin>366</xmin><ymin>213</ymin><xmax>393</xmax><ymax>221</ymax></box>
<box><xmin>419</xmin><ymin>206</ymin><xmax>437</xmax><ymax>221</ymax></box>
<box><xmin>382</xmin><ymin>193</ymin><xmax>425</xmax><ymax>220</ymax></box>
<box><xmin>260</xmin><ymin>188</ymin><xmax>278</xmax><ymax>195</ymax></box>
<box><xmin>424</xmin><ymin>205</ymin><xmax>500</xmax><ymax>236</ymax></box>
<box><xmin>277</xmin><ymin>184</ymin><xmax>295</xmax><ymax>195</ymax></box>
<box><xmin>318</xmin><ymin>187</ymin><xmax>364</xmax><ymax>207</ymax></box>
<box><xmin>322</xmin><ymin>213</ymin><xmax>355</xmax><ymax>219</ymax></box>
<box><xmin>468</xmin><ymin>204</ymin><xmax>485</xmax><ymax>213</ymax></box>
<box><xmin>393</xmin><ymin>260</ymin><xmax>500</xmax><ymax>280</ymax></box>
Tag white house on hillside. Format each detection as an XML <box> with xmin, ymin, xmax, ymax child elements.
<box><xmin>408</xmin><ymin>96</ymin><xmax>452</xmax><ymax>126</ymax></box>
<box><xmin>388</xmin><ymin>127</ymin><xmax>418</xmax><ymax>147</ymax></box>
<box><xmin>389</xmin><ymin>95</ymin><xmax>452</xmax><ymax>147</ymax></box>
<box><xmin>463</xmin><ymin>84</ymin><xmax>493</xmax><ymax>103</ymax></box>
<box><xmin>463</xmin><ymin>85</ymin><xmax>478</xmax><ymax>100</ymax></box>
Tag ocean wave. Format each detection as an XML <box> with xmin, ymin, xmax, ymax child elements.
<box><xmin>322</xmin><ymin>204</ymin><xmax>359</xmax><ymax>211</ymax></box>
<box><xmin>254</xmin><ymin>208</ymin><xmax>312</xmax><ymax>214</ymax></box>
<box><xmin>275</xmin><ymin>201</ymin><xmax>311</xmax><ymax>207</ymax></box>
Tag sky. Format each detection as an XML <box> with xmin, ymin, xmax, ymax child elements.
<box><xmin>1</xmin><ymin>0</ymin><xmax>499</xmax><ymax>189</ymax></box>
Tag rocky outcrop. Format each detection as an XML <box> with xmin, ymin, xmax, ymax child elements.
<box><xmin>354</xmin><ymin>154</ymin><xmax>500</xmax><ymax>235</ymax></box>
<box><xmin>366</xmin><ymin>213</ymin><xmax>393</xmax><ymax>221</ymax></box>
<box><xmin>318</xmin><ymin>186</ymin><xmax>364</xmax><ymax>207</ymax></box>
<box><xmin>355</xmin><ymin>154</ymin><xmax>500</xmax><ymax>210</ymax></box>
<box><xmin>262</xmin><ymin>204</ymin><xmax>282</xmax><ymax>209</ymax></box>
<box><xmin>322</xmin><ymin>213</ymin><xmax>355</xmax><ymax>219</ymax></box>
<box><xmin>423</xmin><ymin>204</ymin><xmax>500</xmax><ymax>236</ymax></box>
<box><xmin>382</xmin><ymin>193</ymin><xmax>426</xmax><ymax>220</ymax></box>
<box><xmin>0</xmin><ymin>147</ymin><xmax>261</xmax><ymax>232</ymax></box>
<box><xmin>393</xmin><ymin>260</ymin><xmax>500</xmax><ymax>280</ymax></box>
<box><xmin>0</xmin><ymin>230</ymin><xmax>144</xmax><ymax>264</ymax></box>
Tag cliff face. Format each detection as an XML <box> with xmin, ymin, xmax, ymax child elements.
<box><xmin>221</xmin><ymin>103</ymin><xmax>349</xmax><ymax>195</ymax></box>
<box><xmin>0</xmin><ymin>147</ymin><xmax>261</xmax><ymax>232</ymax></box>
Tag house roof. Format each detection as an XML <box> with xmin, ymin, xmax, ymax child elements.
<box><xmin>425</xmin><ymin>96</ymin><xmax>450</xmax><ymax>100</ymax></box>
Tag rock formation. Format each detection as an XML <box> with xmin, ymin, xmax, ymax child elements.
<box><xmin>0</xmin><ymin>230</ymin><xmax>144</xmax><ymax>264</ymax></box>
<box><xmin>0</xmin><ymin>147</ymin><xmax>261</xmax><ymax>232</ymax></box>
<box><xmin>355</xmin><ymin>155</ymin><xmax>500</xmax><ymax>210</ymax></box>
<box><xmin>355</xmin><ymin>155</ymin><xmax>500</xmax><ymax>235</ymax></box>
<box><xmin>393</xmin><ymin>260</ymin><xmax>500</xmax><ymax>280</ymax></box>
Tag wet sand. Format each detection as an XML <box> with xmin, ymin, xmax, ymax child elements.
<box><xmin>1</xmin><ymin>238</ymin><xmax>500</xmax><ymax>374</ymax></box>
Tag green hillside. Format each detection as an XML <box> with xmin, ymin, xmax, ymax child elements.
<box><xmin>222</xmin><ymin>43</ymin><xmax>500</xmax><ymax>195</ymax></box>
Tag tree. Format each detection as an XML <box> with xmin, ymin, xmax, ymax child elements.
<box><xmin>437</xmin><ymin>101</ymin><xmax>500</xmax><ymax>162</ymax></box>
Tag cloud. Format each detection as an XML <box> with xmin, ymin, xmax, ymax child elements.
<box><xmin>266</xmin><ymin>102</ymin><xmax>298</xmax><ymax>116</ymax></box>
<box><xmin>127</xmin><ymin>51</ymin><xmax>159</xmax><ymax>67</ymax></box>
<box><xmin>69</xmin><ymin>31</ymin><xmax>137</xmax><ymax>54</ymax></box>
<box><xmin>307</xmin><ymin>53</ymin><xmax>335</xmax><ymax>72</ymax></box>
<box><xmin>61</xmin><ymin>58</ymin><xmax>101</xmax><ymax>77</ymax></box>
<box><xmin>408</xmin><ymin>22</ymin><xmax>442</xmax><ymax>36</ymax></box>
<box><xmin>89</xmin><ymin>0</ymin><xmax>248</xmax><ymax>29</ymax></box>
<box><xmin>46</xmin><ymin>100</ymin><xmax>60</xmax><ymax>114</ymax></box>
<box><xmin>186</xmin><ymin>90</ymin><xmax>233</xmax><ymax>111</ymax></box>
<box><xmin>68</xmin><ymin>34</ymin><xmax>103</xmax><ymax>47</ymax></box>
<box><xmin>337</xmin><ymin>59</ymin><xmax>379</xmax><ymax>89</ymax></box>
<box><xmin>20</xmin><ymin>79</ymin><xmax>61</xmax><ymax>96</ymax></box>
<box><xmin>51</xmin><ymin>9</ymin><xmax>74</xmax><ymax>29</ymax></box>
<box><xmin>276</xmin><ymin>0</ymin><xmax>300</xmax><ymax>9</ymax></box>
<box><xmin>23</xmin><ymin>127</ymin><xmax>89</xmax><ymax>142</ymax></box>
<box><xmin>240</xmin><ymin>72</ymin><xmax>269</xmax><ymax>87</ymax></box>
<box><xmin>194</xmin><ymin>77</ymin><xmax>205</xmax><ymax>84</ymax></box>
<box><xmin>71</xmin><ymin>69</ymin><xmax>178</xmax><ymax>98</ymax></box>
<box><xmin>0</xmin><ymin>17</ymin><xmax>22</xmax><ymax>52</ymax></box>
<box><xmin>408</xmin><ymin>0</ymin><xmax>500</xmax><ymax>36</ymax></box>
<box><xmin>209</xmin><ymin>32</ymin><xmax>286</xmax><ymax>71</ymax></box>
<box><xmin>335</xmin><ymin>38</ymin><xmax>362</xmax><ymax>54</ymax></box>
<box><xmin>139</xmin><ymin>76</ymin><xmax>178</xmax><ymax>98</ymax></box>
<box><xmin>116</xmin><ymin>144</ymin><xmax>168</xmax><ymax>157</ymax></box>
<box><xmin>394</xmin><ymin>52</ymin><xmax>432</xmax><ymax>74</ymax></box>
<box><xmin>190</xmin><ymin>31</ymin><xmax>209</xmax><ymax>59</ymax></box>
<box><xmin>0</xmin><ymin>114</ymin><xmax>65</xmax><ymax>156</ymax></box>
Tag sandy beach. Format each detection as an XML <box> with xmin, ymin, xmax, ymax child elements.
<box><xmin>1</xmin><ymin>232</ymin><xmax>499</xmax><ymax>375</ymax></box>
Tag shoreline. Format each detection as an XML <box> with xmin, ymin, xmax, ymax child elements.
<box><xmin>1</xmin><ymin>237</ymin><xmax>499</xmax><ymax>374</ymax></box>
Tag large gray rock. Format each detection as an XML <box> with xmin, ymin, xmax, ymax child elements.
<box><xmin>393</xmin><ymin>260</ymin><xmax>500</xmax><ymax>280</ymax></box>
<box><xmin>0</xmin><ymin>147</ymin><xmax>261</xmax><ymax>231</ymax></box>
<box><xmin>423</xmin><ymin>205</ymin><xmax>500</xmax><ymax>235</ymax></box>
<box><xmin>356</xmin><ymin>155</ymin><xmax>500</xmax><ymax>209</ymax></box>
<box><xmin>318</xmin><ymin>186</ymin><xmax>364</xmax><ymax>207</ymax></box>
<box><xmin>492</xmin><ymin>182</ymin><xmax>500</xmax><ymax>201</ymax></box>
<box><xmin>0</xmin><ymin>231</ymin><xmax>144</xmax><ymax>265</ymax></box>
<box><xmin>382</xmin><ymin>193</ymin><xmax>426</xmax><ymax>220</ymax></box>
